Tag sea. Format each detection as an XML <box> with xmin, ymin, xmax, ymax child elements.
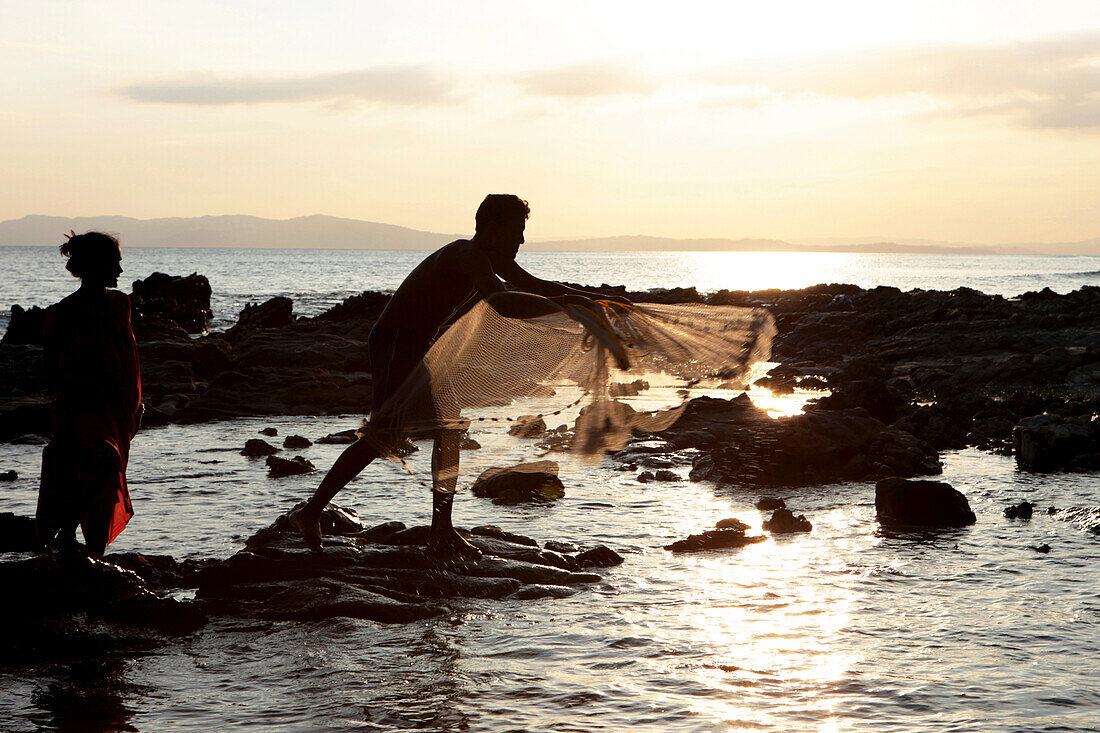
<box><xmin>2</xmin><ymin>246</ymin><xmax>1100</xmax><ymax>732</ymax></box>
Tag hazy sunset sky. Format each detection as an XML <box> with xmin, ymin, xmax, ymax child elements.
<box><xmin>3</xmin><ymin>1</ymin><xmax>1099</xmax><ymax>243</ymax></box>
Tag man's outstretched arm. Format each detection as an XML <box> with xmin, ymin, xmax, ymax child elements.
<box><xmin>493</xmin><ymin>259</ymin><xmax>628</xmax><ymax>304</ymax></box>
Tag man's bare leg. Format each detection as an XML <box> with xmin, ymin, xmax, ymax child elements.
<box><xmin>426</xmin><ymin>429</ymin><xmax>481</xmax><ymax>562</ymax></box>
<box><xmin>289</xmin><ymin>437</ymin><xmax>379</xmax><ymax>552</ymax></box>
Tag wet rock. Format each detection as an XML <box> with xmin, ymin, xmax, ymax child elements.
<box><xmin>193</xmin><ymin>506</ymin><xmax>613</xmax><ymax>623</ymax></box>
<box><xmin>266</xmin><ymin>455</ymin><xmax>315</xmax><ymax>478</ymax></box>
<box><xmin>639</xmin><ymin>469</ymin><xmax>679</xmax><ymax>483</ymax></box>
<box><xmin>241</xmin><ymin>438</ymin><xmax>279</xmax><ymax>457</ymax></box>
<box><xmin>755</xmin><ymin>497</ymin><xmax>786</xmax><ymax>511</ymax></box>
<box><xmin>716</xmin><ymin>517</ymin><xmax>750</xmax><ymax>531</ymax></box>
<box><xmin>1030</xmin><ymin>544</ymin><xmax>1052</xmax><ymax>553</ymax></box>
<box><xmin>260</xmin><ymin>427</ymin><xmax>278</xmax><ymax>436</ymax></box>
<box><xmin>355</xmin><ymin>520</ymin><xmax>405</xmax><ymax>543</ymax></box>
<box><xmin>676</xmin><ymin>397</ymin><xmax>940</xmax><ymax>488</ymax></box>
<box><xmin>573</xmin><ymin>545</ymin><xmax>624</xmax><ymax>568</ymax></box>
<box><xmin>544</xmin><ymin>540</ymin><xmax>579</xmax><ymax>554</ymax></box>
<box><xmin>0</xmin><ymin>512</ymin><xmax>43</xmax><ymax>552</ymax></box>
<box><xmin>471</xmin><ymin>461</ymin><xmax>565</xmax><ymax>504</ymax></box>
<box><xmin>104</xmin><ymin>552</ymin><xmax>215</xmax><ymax>590</ymax></box>
<box><xmin>665</xmin><ymin>529</ymin><xmax>767</xmax><ymax>553</ymax></box>
<box><xmin>508</xmin><ymin>415</ymin><xmax>547</xmax><ymax>438</ymax></box>
<box><xmin>0</xmin><ymin>470</ymin><xmax>17</xmax><ymax>481</ymax></box>
<box><xmin>460</xmin><ymin>436</ymin><xmax>481</xmax><ymax>450</ymax></box>
<box><xmin>609</xmin><ymin>379</ymin><xmax>650</xmax><ymax>397</ymax></box>
<box><xmin>511</xmin><ymin>584</ymin><xmax>579</xmax><ymax>600</ymax></box>
<box><xmin>1014</xmin><ymin>413</ymin><xmax>1100</xmax><ymax>472</ymax></box>
<box><xmin>317</xmin><ymin>429</ymin><xmax>360</xmax><ymax>445</ymax></box>
<box><xmin>1</xmin><ymin>304</ymin><xmax>47</xmax><ymax>345</ymax></box>
<box><xmin>470</xmin><ymin>525</ymin><xmax>539</xmax><ymax>547</ymax></box>
<box><xmin>231</xmin><ymin>297</ymin><xmax>294</xmax><ymax>334</ymax></box>
<box><xmin>130</xmin><ymin>272</ymin><xmax>213</xmax><ymax>336</ymax></box>
<box><xmin>762</xmin><ymin>509</ymin><xmax>812</xmax><ymax>534</ymax></box>
<box><xmin>875</xmin><ymin>477</ymin><xmax>976</xmax><ymax>528</ymax></box>
<box><xmin>1004</xmin><ymin>501</ymin><xmax>1035</xmax><ymax>520</ymax></box>
<box><xmin>0</xmin><ymin>555</ymin><xmax>205</xmax><ymax>633</ymax></box>
<box><xmin>283</xmin><ymin>434</ymin><xmax>312</xmax><ymax>450</ymax></box>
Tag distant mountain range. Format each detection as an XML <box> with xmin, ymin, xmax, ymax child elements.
<box><xmin>2</xmin><ymin>214</ymin><xmax>1098</xmax><ymax>254</ymax></box>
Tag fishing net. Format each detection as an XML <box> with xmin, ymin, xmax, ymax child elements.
<box><xmin>361</xmin><ymin>299</ymin><xmax>775</xmax><ymax>463</ymax></box>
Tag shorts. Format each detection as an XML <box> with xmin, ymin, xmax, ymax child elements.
<box><xmin>368</xmin><ymin>324</ymin><xmax>432</xmax><ymax>414</ymax></box>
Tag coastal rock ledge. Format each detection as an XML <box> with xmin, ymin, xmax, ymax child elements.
<box><xmin>197</xmin><ymin>505</ymin><xmax>619</xmax><ymax>622</ymax></box>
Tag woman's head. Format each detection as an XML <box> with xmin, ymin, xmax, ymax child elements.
<box><xmin>60</xmin><ymin>231</ymin><xmax>123</xmax><ymax>287</ymax></box>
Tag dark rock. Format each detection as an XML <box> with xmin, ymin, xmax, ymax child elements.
<box><xmin>317</xmin><ymin>429</ymin><xmax>360</xmax><ymax>445</ymax></box>
<box><xmin>609</xmin><ymin>379</ymin><xmax>650</xmax><ymax>397</ymax></box>
<box><xmin>756</xmin><ymin>497</ymin><xmax>786</xmax><ymax>511</ymax></box>
<box><xmin>574</xmin><ymin>545</ymin><xmax>624</xmax><ymax>568</ymax></box>
<box><xmin>1030</xmin><ymin>544</ymin><xmax>1052</xmax><ymax>553</ymax></box>
<box><xmin>1</xmin><ymin>304</ymin><xmax>47</xmax><ymax>345</ymax></box>
<box><xmin>1004</xmin><ymin>501</ymin><xmax>1035</xmax><ymax>520</ymax></box>
<box><xmin>508</xmin><ymin>415</ymin><xmax>547</xmax><ymax>438</ymax></box>
<box><xmin>192</xmin><ymin>506</ymin><xmax>613</xmax><ymax>623</ymax></box>
<box><xmin>716</xmin><ymin>517</ymin><xmax>750</xmax><ymax>531</ymax></box>
<box><xmin>460</xmin><ymin>436</ymin><xmax>481</xmax><ymax>450</ymax></box>
<box><xmin>241</xmin><ymin>438</ymin><xmax>279</xmax><ymax>457</ymax></box>
<box><xmin>762</xmin><ymin>509</ymin><xmax>812</xmax><ymax>534</ymax></box>
<box><xmin>470</xmin><ymin>525</ymin><xmax>539</xmax><ymax>547</ymax></box>
<box><xmin>665</xmin><ymin>529</ymin><xmax>767</xmax><ymax>553</ymax></box>
<box><xmin>283</xmin><ymin>434</ymin><xmax>312</xmax><ymax>450</ymax></box>
<box><xmin>544</xmin><ymin>540</ymin><xmax>579</xmax><ymax>554</ymax></box>
<box><xmin>104</xmin><ymin>552</ymin><xmax>215</xmax><ymax>590</ymax></box>
<box><xmin>637</xmin><ymin>471</ymin><xmax>655</xmax><ymax>483</ymax></box>
<box><xmin>0</xmin><ymin>470</ymin><xmax>17</xmax><ymax>481</ymax></box>
<box><xmin>471</xmin><ymin>461</ymin><xmax>565</xmax><ymax>504</ymax></box>
<box><xmin>511</xmin><ymin>584</ymin><xmax>579</xmax><ymax>600</ymax></box>
<box><xmin>130</xmin><ymin>272</ymin><xmax>213</xmax><ymax>336</ymax></box>
<box><xmin>875</xmin><ymin>477</ymin><xmax>976</xmax><ymax>528</ymax></box>
<box><xmin>1014</xmin><ymin>413</ymin><xmax>1100</xmax><ymax>472</ymax></box>
<box><xmin>678</xmin><ymin>397</ymin><xmax>940</xmax><ymax>488</ymax></box>
<box><xmin>266</xmin><ymin>455</ymin><xmax>315</xmax><ymax>478</ymax></box>
<box><xmin>260</xmin><ymin>427</ymin><xmax>278</xmax><ymax>436</ymax></box>
<box><xmin>355</xmin><ymin>521</ymin><xmax>406</xmax><ymax>543</ymax></box>
<box><xmin>232</xmin><ymin>297</ymin><xmax>294</xmax><ymax>334</ymax></box>
<box><xmin>0</xmin><ymin>555</ymin><xmax>205</xmax><ymax>633</ymax></box>
<box><xmin>0</xmin><ymin>512</ymin><xmax>43</xmax><ymax>552</ymax></box>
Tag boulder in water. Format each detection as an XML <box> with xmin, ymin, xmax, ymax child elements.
<box><xmin>665</xmin><ymin>528</ymin><xmax>766</xmax><ymax>553</ymax></box>
<box><xmin>241</xmin><ymin>438</ymin><xmax>278</xmax><ymax>457</ymax></box>
<box><xmin>471</xmin><ymin>461</ymin><xmax>565</xmax><ymax>504</ymax></box>
<box><xmin>266</xmin><ymin>455</ymin><xmax>315</xmax><ymax>478</ymax></box>
<box><xmin>762</xmin><ymin>508</ymin><xmax>812</xmax><ymax>534</ymax></box>
<box><xmin>875</xmin><ymin>477</ymin><xmax>976</xmax><ymax>528</ymax></box>
<box><xmin>1004</xmin><ymin>501</ymin><xmax>1035</xmax><ymax>520</ymax></box>
<box><xmin>283</xmin><ymin>434</ymin><xmax>312</xmax><ymax>450</ymax></box>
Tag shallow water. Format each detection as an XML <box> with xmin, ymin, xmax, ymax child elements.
<box><xmin>2</xmin><ymin>411</ymin><xmax>1099</xmax><ymax>732</ymax></box>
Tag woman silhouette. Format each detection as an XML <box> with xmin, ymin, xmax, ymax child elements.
<box><xmin>37</xmin><ymin>232</ymin><xmax>142</xmax><ymax>557</ymax></box>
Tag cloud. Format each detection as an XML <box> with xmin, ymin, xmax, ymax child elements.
<box><xmin>509</xmin><ymin>61</ymin><xmax>658</xmax><ymax>98</ymax></box>
<box><xmin>703</xmin><ymin>30</ymin><xmax>1100</xmax><ymax>130</ymax></box>
<box><xmin>118</xmin><ymin>65</ymin><xmax>458</xmax><ymax>106</ymax></box>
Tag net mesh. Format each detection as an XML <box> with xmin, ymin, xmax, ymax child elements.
<box><xmin>360</xmin><ymin>299</ymin><xmax>775</xmax><ymax>461</ymax></box>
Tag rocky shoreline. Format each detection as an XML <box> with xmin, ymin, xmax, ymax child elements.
<box><xmin>6</xmin><ymin>274</ymin><xmax>1099</xmax><ymax>474</ymax></box>
<box><xmin>3</xmin><ymin>274</ymin><xmax>1100</xmax><ymax>641</ymax></box>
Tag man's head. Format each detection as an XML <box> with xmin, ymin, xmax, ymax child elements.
<box><xmin>475</xmin><ymin>194</ymin><xmax>529</xmax><ymax>256</ymax></box>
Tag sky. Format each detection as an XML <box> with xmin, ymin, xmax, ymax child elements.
<box><xmin>2</xmin><ymin>1</ymin><xmax>1100</xmax><ymax>244</ymax></box>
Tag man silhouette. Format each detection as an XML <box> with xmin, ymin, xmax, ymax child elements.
<box><xmin>290</xmin><ymin>194</ymin><xmax>622</xmax><ymax>559</ymax></box>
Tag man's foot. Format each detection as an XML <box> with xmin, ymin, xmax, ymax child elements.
<box><xmin>287</xmin><ymin>505</ymin><xmax>323</xmax><ymax>553</ymax></box>
<box><xmin>425</xmin><ymin>527</ymin><xmax>482</xmax><ymax>565</ymax></box>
